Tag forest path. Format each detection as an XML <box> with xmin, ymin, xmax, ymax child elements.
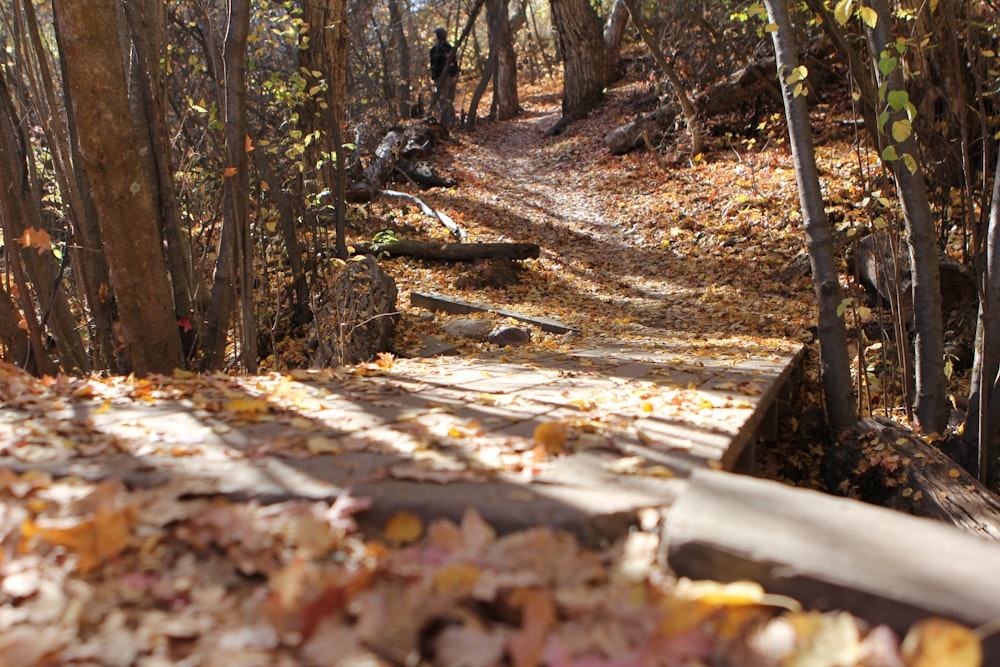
<box><xmin>413</xmin><ymin>85</ymin><xmax>815</xmax><ymax>353</ymax></box>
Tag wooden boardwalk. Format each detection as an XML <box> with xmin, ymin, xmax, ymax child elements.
<box><xmin>0</xmin><ymin>341</ymin><xmax>803</xmax><ymax>544</ymax></box>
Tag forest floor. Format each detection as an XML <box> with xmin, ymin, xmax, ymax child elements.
<box><xmin>0</xmin><ymin>78</ymin><xmax>969</xmax><ymax>665</ymax></box>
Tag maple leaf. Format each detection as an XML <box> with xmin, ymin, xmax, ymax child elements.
<box><xmin>17</xmin><ymin>226</ymin><xmax>52</xmax><ymax>254</ymax></box>
<box><xmin>177</xmin><ymin>315</ymin><xmax>193</xmax><ymax>333</ymax></box>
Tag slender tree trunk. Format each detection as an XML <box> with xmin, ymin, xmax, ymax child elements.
<box><xmin>465</xmin><ymin>50</ymin><xmax>497</xmax><ymax>129</ymax></box>
<box><xmin>328</xmin><ymin>0</ymin><xmax>349</xmax><ymax>261</ymax></box>
<box><xmin>619</xmin><ymin>0</ymin><xmax>701</xmax><ymax>154</ymax></box>
<box><xmin>486</xmin><ymin>0</ymin><xmax>518</xmax><ymax>120</ymax></box>
<box><xmin>603</xmin><ymin>0</ymin><xmax>628</xmax><ymax>61</ymax></box>
<box><xmin>204</xmin><ymin>0</ymin><xmax>254</xmax><ymax>371</ymax></box>
<box><xmin>52</xmin><ymin>0</ymin><xmax>183</xmax><ymax>375</ymax></box>
<box><xmin>965</xmin><ymin>147</ymin><xmax>1000</xmax><ymax>483</ymax></box>
<box><xmin>763</xmin><ymin>0</ymin><xmax>856</xmax><ymax>434</ymax></box>
<box><xmin>865</xmin><ymin>0</ymin><xmax>948</xmax><ymax>434</ymax></box>
<box><xmin>19</xmin><ymin>0</ymin><xmax>116</xmax><ymax>370</ymax></box>
<box><xmin>387</xmin><ymin>0</ymin><xmax>411</xmax><ymax>119</ymax></box>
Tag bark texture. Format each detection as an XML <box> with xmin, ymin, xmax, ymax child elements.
<box><xmin>53</xmin><ymin>0</ymin><xmax>183</xmax><ymax>375</ymax></box>
<box><xmin>311</xmin><ymin>256</ymin><xmax>398</xmax><ymax>366</ymax></box>
<box><xmin>764</xmin><ymin>0</ymin><xmax>856</xmax><ymax>433</ymax></box>
<box><xmin>866</xmin><ymin>0</ymin><xmax>947</xmax><ymax>434</ymax></box>
<box><xmin>486</xmin><ymin>0</ymin><xmax>519</xmax><ymax>120</ymax></box>
<box><xmin>549</xmin><ymin>0</ymin><xmax>616</xmax><ymax>120</ymax></box>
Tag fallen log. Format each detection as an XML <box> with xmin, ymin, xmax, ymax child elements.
<box><xmin>397</xmin><ymin>160</ymin><xmax>456</xmax><ymax>189</ymax></box>
<box><xmin>346</xmin><ymin>121</ymin><xmax>454</xmax><ymax>203</ymax></box>
<box><xmin>604</xmin><ymin>105</ymin><xmax>678</xmax><ymax>155</ymax></box>
<box><xmin>381</xmin><ymin>190</ymin><xmax>465</xmax><ymax>240</ymax></box>
<box><xmin>694</xmin><ymin>57</ymin><xmax>779</xmax><ymax>118</ymax></box>
<box><xmin>821</xmin><ymin>416</ymin><xmax>1000</xmax><ymax>540</ymax></box>
<box><xmin>776</xmin><ymin>225</ymin><xmax>855</xmax><ymax>283</ymax></box>
<box><xmin>351</xmin><ymin>240</ymin><xmax>539</xmax><ymax>261</ymax></box>
<box><xmin>667</xmin><ymin>469</ymin><xmax>1000</xmax><ymax>661</ymax></box>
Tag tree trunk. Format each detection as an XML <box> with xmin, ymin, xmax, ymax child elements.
<box><xmin>549</xmin><ymin>0</ymin><xmax>617</xmax><ymax>120</ymax></box>
<box><xmin>0</xmin><ymin>286</ymin><xmax>29</xmax><ymax>367</ymax></box>
<box><xmin>122</xmin><ymin>0</ymin><xmax>199</xmax><ymax>348</ymax></box>
<box><xmin>327</xmin><ymin>0</ymin><xmax>349</xmax><ymax>260</ymax></box>
<box><xmin>387</xmin><ymin>0</ymin><xmax>411</xmax><ymax>119</ymax></box>
<box><xmin>20</xmin><ymin>0</ymin><xmax>117</xmax><ymax>370</ymax></box>
<box><xmin>865</xmin><ymin>0</ymin><xmax>948</xmax><ymax>435</ymax></box>
<box><xmin>465</xmin><ymin>50</ymin><xmax>497</xmax><ymax>129</ymax></box>
<box><xmin>53</xmin><ymin>0</ymin><xmax>182</xmax><ymax>375</ymax></box>
<box><xmin>965</xmin><ymin>146</ymin><xmax>1000</xmax><ymax>484</ymax></box>
<box><xmin>764</xmin><ymin>0</ymin><xmax>856</xmax><ymax>434</ymax></box>
<box><xmin>486</xmin><ymin>0</ymin><xmax>519</xmax><ymax>120</ymax></box>
<box><xmin>0</xmin><ymin>66</ymin><xmax>87</xmax><ymax>375</ymax></box>
<box><xmin>203</xmin><ymin>0</ymin><xmax>254</xmax><ymax>371</ymax></box>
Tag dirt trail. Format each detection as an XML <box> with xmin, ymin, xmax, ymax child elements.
<box><xmin>413</xmin><ymin>87</ymin><xmax>813</xmax><ymax>353</ymax></box>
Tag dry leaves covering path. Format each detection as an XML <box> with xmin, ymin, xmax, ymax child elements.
<box><xmin>0</xmin><ymin>84</ymin><xmax>964</xmax><ymax>665</ymax></box>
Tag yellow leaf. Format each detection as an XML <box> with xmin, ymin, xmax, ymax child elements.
<box><xmin>858</xmin><ymin>5</ymin><xmax>878</xmax><ymax>27</ymax></box>
<box><xmin>306</xmin><ymin>436</ymin><xmax>342</xmax><ymax>454</ymax></box>
<box><xmin>901</xmin><ymin>618</ymin><xmax>982</xmax><ymax>667</ymax></box>
<box><xmin>225</xmin><ymin>398</ymin><xmax>270</xmax><ymax>414</ymax></box>
<box><xmin>533</xmin><ymin>421</ymin><xmax>568</xmax><ymax>453</ymax></box>
<box><xmin>949</xmin><ymin>469</ymin><xmax>961</xmax><ymax>478</ymax></box>
<box><xmin>25</xmin><ymin>506</ymin><xmax>132</xmax><ymax>573</ymax></box>
<box><xmin>833</xmin><ymin>0</ymin><xmax>854</xmax><ymax>25</ymax></box>
<box><xmin>892</xmin><ymin>119</ymin><xmax>912</xmax><ymax>142</ymax></box>
<box><xmin>675</xmin><ymin>579</ymin><xmax>778</xmax><ymax>606</ymax></box>
<box><xmin>384</xmin><ymin>511</ymin><xmax>424</xmax><ymax>544</ymax></box>
<box><xmin>432</xmin><ymin>563</ymin><xmax>482</xmax><ymax>593</ymax></box>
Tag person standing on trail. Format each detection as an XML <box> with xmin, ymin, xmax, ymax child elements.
<box><xmin>429</xmin><ymin>27</ymin><xmax>458</xmax><ymax>128</ymax></box>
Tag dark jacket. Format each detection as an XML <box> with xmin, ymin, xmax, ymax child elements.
<box><xmin>430</xmin><ymin>40</ymin><xmax>457</xmax><ymax>80</ymax></box>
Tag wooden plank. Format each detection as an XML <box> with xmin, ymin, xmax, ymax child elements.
<box><xmin>667</xmin><ymin>469</ymin><xmax>1000</xmax><ymax>660</ymax></box>
<box><xmin>719</xmin><ymin>347</ymin><xmax>804</xmax><ymax>472</ymax></box>
<box><xmin>352</xmin><ymin>240</ymin><xmax>539</xmax><ymax>260</ymax></box>
<box><xmin>410</xmin><ymin>291</ymin><xmax>581</xmax><ymax>334</ymax></box>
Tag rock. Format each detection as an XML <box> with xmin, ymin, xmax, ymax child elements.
<box><xmin>443</xmin><ymin>318</ymin><xmax>493</xmax><ymax>340</ymax></box>
<box><xmin>488</xmin><ymin>326</ymin><xmax>530</xmax><ymax>347</ymax></box>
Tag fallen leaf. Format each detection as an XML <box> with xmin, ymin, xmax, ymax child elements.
<box><xmin>533</xmin><ymin>421</ymin><xmax>568</xmax><ymax>453</ymax></box>
<box><xmin>508</xmin><ymin>589</ymin><xmax>555</xmax><ymax>667</ymax></box>
<box><xmin>901</xmin><ymin>618</ymin><xmax>982</xmax><ymax>667</ymax></box>
<box><xmin>384</xmin><ymin>511</ymin><xmax>423</xmax><ymax>544</ymax></box>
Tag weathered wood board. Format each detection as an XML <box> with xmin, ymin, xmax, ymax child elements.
<box><xmin>667</xmin><ymin>469</ymin><xmax>1000</xmax><ymax>660</ymax></box>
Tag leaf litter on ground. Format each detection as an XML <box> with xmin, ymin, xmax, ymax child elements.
<box><xmin>0</xmin><ymin>78</ymin><xmax>986</xmax><ymax>664</ymax></box>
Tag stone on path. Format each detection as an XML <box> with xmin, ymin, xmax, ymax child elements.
<box><xmin>443</xmin><ymin>318</ymin><xmax>493</xmax><ymax>340</ymax></box>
